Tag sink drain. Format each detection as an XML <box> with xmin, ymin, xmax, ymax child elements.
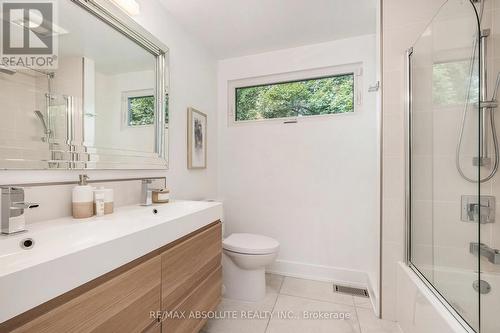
<box><xmin>20</xmin><ymin>238</ymin><xmax>35</xmax><ymax>250</ymax></box>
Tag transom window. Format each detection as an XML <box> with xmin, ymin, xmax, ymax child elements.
<box><xmin>230</xmin><ymin>65</ymin><xmax>360</xmax><ymax>123</ymax></box>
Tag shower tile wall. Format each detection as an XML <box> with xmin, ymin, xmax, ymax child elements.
<box><xmin>383</xmin><ymin>0</ymin><xmax>500</xmax><ymax>331</ymax></box>
<box><xmin>382</xmin><ymin>0</ymin><xmax>446</xmax><ymax>321</ymax></box>
<box><xmin>0</xmin><ymin>57</ymin><xmax>85</xmax><ymax>168</ymax></box>
<box><xmin>0</xmin><ymin>70</ymin><xmax>50</xmax><ymax>166</ymax></box>
<box><xmin>420</xmin><ymin>4</ymin><xmax>482</xmax><ymax>328</ymax></box>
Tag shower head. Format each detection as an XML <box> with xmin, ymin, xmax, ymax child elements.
<box><xmin>34</xmin><ymin>110</ymin><xmax>51</xmax><ymax>135</ymax></box>
<box><xmin>0</xmin><ymin>65</ymin><xmax>16</xmax><ymax>75</ymax></box>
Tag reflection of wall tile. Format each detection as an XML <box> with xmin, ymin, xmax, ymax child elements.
<box><xmin>412</xmin><ymin>155</ymin><xmax>433</xmax><ymax>201</ymax></box>
<box><xmin>433</xmin><ymin>156</ymin><xmax>484</xmax><ymax>201</ymax></box>
<box><xmin>411</xmin><ymin>244</ymin><xmax>433</xmax><ymax>277</ymax></box>
<box><xmin>433</xmin><ymin>108</ymin><xmax>470</xmax><ymax>156</ymax></box>
<box><xmin>412</xmin><ymin>63</ymin><xmax>433</xmax><ymax>111</ymax></box>
<box><xmin>433</xmin><ymin>245</ymin><xmax>477</xmax><ymax>272</ymax></box>
<box><xmin>433</xmin><ymin>201</ymin><xmax>478</xmax><ymax>249</ymax></box>
<box><xmin>0</xmin><ymin>147</ymin><xmax>23</xmax><ymax>159</ymax></box>
<box><xmin>412</xmin><ymin>200</ymin><xmax>433</xmax><ymax>246</ymax></box>
<box><xmin>0</xmin><ymin>72</ymin><xmax>42</xmax><ymax>148</ymax></box>
<box><xmin>411</xmin><ymin>112</ymin><xmax>433</xmax><ymax>155</ymax></box>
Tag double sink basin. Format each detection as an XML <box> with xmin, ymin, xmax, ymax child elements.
<box><xmin>0</xmin><ymin>200</ymin><xmax>223</xmax><ymax>323</ymax></box>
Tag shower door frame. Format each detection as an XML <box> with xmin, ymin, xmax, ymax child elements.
<box><xmin>404</xmin><ymin>40</ymin><xmax>480</xmax><ymax>333</ymax></box>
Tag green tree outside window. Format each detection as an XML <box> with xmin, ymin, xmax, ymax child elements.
<box><xmin>235</xmin><ymin>74</ymin><xmax>354</xmax><ymax>121</ymax></box>
<box><xmin>128</xmin><ymin>94</ymin><xmax>169</xmax><ymax>126</ymax></box>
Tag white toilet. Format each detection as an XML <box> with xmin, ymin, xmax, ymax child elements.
<box><xmin>222</xmin><ymin>233</ymin><xmax>280</xmax><ymax>302</ymax></box>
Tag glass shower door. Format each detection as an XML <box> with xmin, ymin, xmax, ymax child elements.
<box><xmin>408</xmin><ymin>0</ymin><xmax>481</xmax><ymax>331</ymax></box>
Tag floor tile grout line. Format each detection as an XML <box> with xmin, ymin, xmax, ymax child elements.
<box><xmin>353</xmin><ymin>302</ymin><xmax>364</xmax><ymax>333</ymax></box>
<box><xmin>279</xmin><ymin>291</ymin><xmax>357</xmax><ymax>308</ymax></box>
<box><xmin>205</xmin><ymin>275</ymin><xmax>382</xmax><ymax>333</ymax></box>
<box><xmin>264</xmin><ymin>276</ymin><xmax>285</xmax><ymax>333</ymax></box>
<box><xmin>277</xmin><ymin>275</ymin><xmax>285</xmax><ymax>294</ymax></box>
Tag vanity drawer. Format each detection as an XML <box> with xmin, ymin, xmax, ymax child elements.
<box><xmin>161</xmin><ymin>222</ymin><xmax>222</xmax><ymax>310</ymax></box>
<box><xmin>163</xmin><ymin>266</ymin><xmax>222</xmax><ymax>333</ymax></box>
<box><xmin>11</xmin><ymin>256</ymin><xmax>161</xmax><ymax>333</ymax></box>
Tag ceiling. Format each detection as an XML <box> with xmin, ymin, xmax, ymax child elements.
<box><xmin>158</xmin><ymin>0</ymin><xmax>377</xmax><ymax>59</ymax></box>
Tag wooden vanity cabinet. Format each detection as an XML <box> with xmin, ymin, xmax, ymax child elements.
<box><xmin>1</xmin><ymin>221</ymin><xmax>222</xmax><ymax>333</ymax></box>
<box><xmin>161</xmin><ymin>223</ymin><xmax>222</xmax><ymax>332</ymax></box>
<box><xmin>9</xmin><ymin>256</ymin><xmax>162</xmax><ymax>333</ymax></box>
<box><xmin>161</xmin><ymin>222</ymin><xmax>222</xmax><ymax>310</ymax></box>
<box><xmin>144</xmin><ymin>322</ymin><xmax>162</xmax><ymax>333</ymax></box>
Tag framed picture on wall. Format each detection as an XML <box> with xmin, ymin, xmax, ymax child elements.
<box><xmin>187</xmin><ymin>107</ymin><xmax>207</xmax><ymax>169</ymax></box>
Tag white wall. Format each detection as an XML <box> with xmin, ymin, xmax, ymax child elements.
<box><xmin>0</xmin><ymin>70</ymin><xmax>48</xmax><ymax>167</ymax></box>
<box><xmin>136</xmin><ymin>0</ymin><xmax>218</xmax><ymax>200</ymax></box>
<box><xmin>217</xmin><ymin>35</ymin><xmax>380</xmax><ymax>301</ymax></box>
<box><xmin>0</xmin><ymin>0</ymin><xmax>218</xmax><ymax>211</ymax></box>
<box><xmin>94</xmin><ymin>70</ymin><xmax>155</xmax><ymax>152</ymax></box>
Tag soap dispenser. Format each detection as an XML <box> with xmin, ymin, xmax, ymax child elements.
<box><xmin>72</xmin><ymin>175</ymin><xmax>94</xmax><ymax>219</ymax></box>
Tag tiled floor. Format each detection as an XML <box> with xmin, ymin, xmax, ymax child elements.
<box><xmin>202</xmin><ymin>274</ymin><xmax>402</xmax><ymax>333</ymax></box>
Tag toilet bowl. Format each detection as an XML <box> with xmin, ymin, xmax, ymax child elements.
<box><xmin>222</xmin><ymin>233</ymin><xmax>279</xmax><ymax>302</ymax></box>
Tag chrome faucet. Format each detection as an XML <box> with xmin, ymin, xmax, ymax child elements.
<box><xmin>470</xmin><ymin>242</ymin><xmax>500</xmax><ymax>265</ymax></box>
<box><xmin>1</xmin><ymin>187</ymin><xmax>39</xmax><ymax>235</ymax></box>
<box><xmin>140</xmin><ymin>179</ymin><xmax>154</xmax><ymax>206</ymax></box>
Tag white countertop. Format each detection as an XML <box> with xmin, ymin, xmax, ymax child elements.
<box><xmin>0</xmin><ymin>200</ymin><xmax>223</xmax><ymax>323</ymax></box>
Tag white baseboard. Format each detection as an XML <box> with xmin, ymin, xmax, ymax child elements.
<box><xmin>267</xmin><ymin>259</ymin><xmax>368</xmax><ymax>288</ymax></box>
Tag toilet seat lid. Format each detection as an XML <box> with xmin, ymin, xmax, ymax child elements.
<box><xmin>223</xmin><ymin>233</ymin><xmax>280</xmax><ymax>255</ymax></box>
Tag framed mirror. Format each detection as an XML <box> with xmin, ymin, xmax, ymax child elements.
<box><xmin>0</xmin><ymin>0</ymin><xmax>169</xmax><ymax>169</ymax></box>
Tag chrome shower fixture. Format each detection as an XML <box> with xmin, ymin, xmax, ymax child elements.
<box><xmin>34</xmin><ymin>110</ymin><xmax>51</xmax><ymax>136</ymax></box>
<box><xmin>456</xmin><ymin>1</ymin><xmax>500</xmax><ymax>183</ymax></box>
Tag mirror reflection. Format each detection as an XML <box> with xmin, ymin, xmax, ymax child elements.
<box><xmin>0</xmin><ymin>0</ymin><xmax>168</xmax><ymax>169</ymax></box>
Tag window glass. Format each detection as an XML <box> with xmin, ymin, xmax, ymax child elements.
<box><xmin>235</xmin><ymin>74</ymin><xmax>354</xmax><ymax>121</ymax></box>
<box><xmin>127</xmin><ymin>94</ymin><xmax>169</xmax><ymax>126</ymax></box>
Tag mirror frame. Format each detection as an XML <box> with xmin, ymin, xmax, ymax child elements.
<box><xmin>0</xmin><ymin>0</ymin><xmax>169</xmax><ymax>170</ymax></box>
<box><xmin>70</xmin><ymin>0</ymin><xmax>170</xmax><ymax>170</ymax></box>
